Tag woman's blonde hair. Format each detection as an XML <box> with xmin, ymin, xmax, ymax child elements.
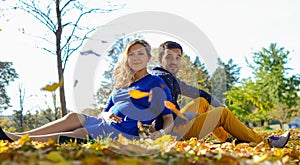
<box><xmin>112</xmin><ymin>39</ymin><xmax>151</xmax><ymax>90</ymax></box>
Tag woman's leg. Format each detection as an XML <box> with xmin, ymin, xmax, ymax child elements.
<box><xmin>5</xmin><ymin>127</ymin><xmax>88</xmax><ymax>142</ymax></box>
<box><xmin>173</xmin><ymin>107</ymin><xmax>263</xmax><ymax>144</ymax></box>
<box><xmin>17</xmin><ymin>112</ymin><xmax>86</xmax><ymax>136</ymax></box>
<box><xmin>180</xmin><ymin>97</ymin><xmax>232</xmax><ymax>142</ymax></box>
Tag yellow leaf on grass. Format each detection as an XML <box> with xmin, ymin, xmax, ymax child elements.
<box><xmin>31</xmin><ymin>141</ymin><xmax>45</xmax><ymax>149</ymax></box>
<box><xmin>153</xmin><ymin>134</ymin><xmax>173</xmax><ymax>144</ymax></box>
<box><xmin>81</xmin><ymin>157</ymin><xmax>104</xmax><ymax>165</ymax></box>
<box><xmin>46</xmin><ymin>138</ymin><xmax>55</xmax><ymax>146</ymax></box>
<box><xmin>18</xmin><ymin>134</ymin><xmax>30</xmax><ymax>145</ymax></box>
<box><xmin>46</xmin><ymin>151</ymin><xmax>66</xmax><ymax>163</ymax></box>
<box><xmin>253</xmin><ymin>153</ymin><xmax>268</xmax><ymax>163</ymax></box>
<box><xmin>117</xmin><ymin>133</ymin><xmax>129</xmax><ymax>145</ymax></box>
<box><xmin>164</xmin><ymin>101</ymin><xmax>188</xmax><ymax>120</ymax></box>
<box><xmin>274</xmin><ymin>148</ymin><xmax>284</xmax><ymax>157</ymax></box>
<box><xmin>83</xmin><ymin>142</ymin><xmax>107</xmax><ymax>151</ymax></box>
<box><xmin>122</xmin><ymin>143</ymin><xmax>156</xmax><ymax>155</ymax></box>
<box><xmin>116</xmin><ymin>158</ymin><xmax>140</xmax><ymax>165</ymax></box>
<box><xmin>0</xmin><ymin>141</ymin><xmax>9</xmax><ymax>153</ymax></box>
<box><xmin>129</xmin><ymin>90</ymin><xmax>149</xmax><ymax>99</ymax></box>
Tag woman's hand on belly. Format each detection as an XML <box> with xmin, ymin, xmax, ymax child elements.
<box><xmin>98</xmin><ymin>112</ymin><xmax>122</xmax><ymax>124</ymax></box>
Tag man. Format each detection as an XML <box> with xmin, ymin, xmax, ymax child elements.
<box><xmin>152</xmin><ymin>41</ymin><xmax>232</xmax><ymax>142</ymax></box>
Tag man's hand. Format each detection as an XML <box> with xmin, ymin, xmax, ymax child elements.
<box><xmin>98</xmin><ymin>112</ymin><xmax>122</xmax><ymax>123</ymax></box>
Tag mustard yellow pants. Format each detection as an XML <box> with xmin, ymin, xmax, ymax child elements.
<box><xmin>173</xmin><ymin>97</ymin><xmax>263</xmax><ymax>144</ymax></box>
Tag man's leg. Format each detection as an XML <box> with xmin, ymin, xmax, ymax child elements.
<box><xmin>17</xmin><ymin>112</ymin><xmax>86</xmax><ymax>136</ymax></box>
<box><xmin>173</xmin><ymin>107</ymin><xmax>263</xmax><ymax>144</ymax></box>
<box><xmin>180</xmin><ymin>97</ymin><xmax>232</xmax><ymax>142</ymax></box>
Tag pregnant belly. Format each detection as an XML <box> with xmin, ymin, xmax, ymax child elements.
<box><xmin>110</xmin><ymin>101</ymin><xmax>161</xmax><ymax>121</ymax></box>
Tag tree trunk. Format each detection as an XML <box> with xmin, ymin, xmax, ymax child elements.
<box><xmin>279</xmin><ymin>120</ymin><xmax>284</xmax><ymax>129</ymax></box>
<box><xmin>56</xmin><ymin>0</ymin><xmax>67</xmax><ymax>117</ymax></box>
<box><xmin>58</xmin><ymin>76</ymin><xmax>67</xmax><ymax>117</ymax></box>
<box><xmin>19</xmin><ymin>86</ymin><xmax>24</xmax><ymax>131</ymax></box>
<box><xmin>260</xmin><ymin>120</ymin><xmax>264</xmax><ymax>127</ymax></box>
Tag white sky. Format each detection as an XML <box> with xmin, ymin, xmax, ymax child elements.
<box><xmin>1</xmin><ymin>0</ymin><xmax>299</xmax><ymax>115</ymax></box>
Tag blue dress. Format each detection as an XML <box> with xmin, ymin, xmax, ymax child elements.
<box><xmin>83</xmin><ymin>74</ymin><xmax>173</xmax><ymax>140</ymax></box>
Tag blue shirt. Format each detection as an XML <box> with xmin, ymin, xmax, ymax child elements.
<box><xmin>103</xmin><ymin>74</ymin><xmax>173</xmax><ymax>136</ymax></box>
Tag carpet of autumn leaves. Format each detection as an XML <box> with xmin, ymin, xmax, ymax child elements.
<box><xmin>0</xmin><ymin>128</ymin><xmax>299</xmax><ymax>165</ymax></box>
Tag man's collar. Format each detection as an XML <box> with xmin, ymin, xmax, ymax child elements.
<box><xmin>153</xmin><ymin>66</ymin><xmax>176</xmax><ymax>75</ymax></box>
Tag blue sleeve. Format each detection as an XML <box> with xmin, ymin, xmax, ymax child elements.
<box><xmin>103</xmin><ymin>94</ymin><xmax>114</xmax><ymax>112</ymax></box>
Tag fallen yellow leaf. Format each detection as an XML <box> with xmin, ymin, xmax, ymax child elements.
<box><xmin>0</xmin><ymin>142</ymin><xmax>9</xmax><ymax>153</ymax></box>
<box><xmin>18</xmin><ymin>134</ymin><xmax>30</xmax><ymax>145</ymax></box>
<box><xmin>253</xmin><ymin>153</ymin><xmax>268</xmax><ymax>163</ymax></box>
<box><xmin>46</xmin><ymin>151</ymin><xmax>66</xmax><ymax>163</ymax></box>
<box><xmin>153</xmin><ymin>134</ymin><xmax>173</xmax><ymax>144</ymax></box>
<box><xmin>117</xmin><ymin>133</ymin><xmax>129</xmax><ymax>145</ymax></box>
<box><xmin>116</xmin><ymin>158</ymin><xmax>140</xmax><ymax>165</ymax></box>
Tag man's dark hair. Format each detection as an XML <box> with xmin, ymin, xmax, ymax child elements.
<box><xmin>158</xmin><ymin>41</ymin><xmax>183</xmax><ymax>57</ymax></box>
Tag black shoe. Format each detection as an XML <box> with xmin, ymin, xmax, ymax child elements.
<box><xmin>0</xmin><ymin>127</ymin><xmax>14</xmax><ymax>142</ymax></box>
<box><xmin>226</xmin><ymin>137</ymin><xmax>249</xmax><ymax>145</ymax></box>
<box><xmin>58</xmin><ymin>135</ymin><xmax>89</xmax><ymax>144</ymax></box>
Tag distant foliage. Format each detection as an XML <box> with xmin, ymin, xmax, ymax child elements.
<box><xmin>6</xmin><ymin>108</ymin><xmax>58</xmax><ymax>131</ymax></box>
<box><xmin>226</xmin><ymin>43</ymin><xmax>300</xmax><ymax>126</ymax></box>
<box><xmin>211</xmin><ymin>58</ymin><xmax>241</xmax><ymax>103</ymax></box>
<box><xmin>176</xmin><ymin>54</ymin><xmax>211</xmax><ymax>107</ymax></box>
<box><xmin>0</xmin><ymin>62</ymin><xmax>18</xmax><ymax>111</ymax></box>
<box><xmin>193</xmin><ymin>56</ymin><xmax>211</xmax><ymax>92</ymax></box>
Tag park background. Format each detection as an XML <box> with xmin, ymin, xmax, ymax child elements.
<box><xmin>0</xmin><ymin>0</ymin><xmax>300</xmax><ymax>131</ymax></box>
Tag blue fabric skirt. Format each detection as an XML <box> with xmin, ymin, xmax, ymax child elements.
<box><xmin>83</xmin><ymin>115</ymin><xmax>139</xmax><ymax>140</ymax></box>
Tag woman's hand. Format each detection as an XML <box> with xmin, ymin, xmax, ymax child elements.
<box><xmin>150</xmin><ymin>131</ymin><xmax>163</xmax><ymax>139</ymax></box>
<box><xmin>98</xmin><ymin>112</ymin><xmax>122</xmax><ymax>123</ymax></box>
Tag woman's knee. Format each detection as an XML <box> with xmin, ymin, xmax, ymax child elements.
<box><xmin>64</xmin><ymin>112</ymin><xmax>86</xmax><ymax>126</ymax></box>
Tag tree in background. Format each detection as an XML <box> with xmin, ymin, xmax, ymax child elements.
<box><xmin>12</xmin><ymin>84</ymin><xmax>25</xmax><ymax>131</ymax></box>
<box><xmin>250</xmin><ymin>43</ymin><xmax>300</xmax><ymax>127</ymax></box>
<box><xmin>10</xmin><ymin>108</ymin><xmax>57</xmax><ymax>131</ymax></box>
<box><xmin>211</xmin><ymin>58</ymin><xmax>241</xmax><ymax>103</ymax></box>
<box><xmin>223</xmin><ymin>58</ymin><xmax>241</xmax><ymax>91</ymax></box>
<box><xmin>0</xmin><ymin>62</ymin><xmax>18</xmax><ymax>112</ymax></box>
<box><xmin>226</xmin><ymin>43</ymin><xmax>300</xmax><ymax>128</ymax></box>
<box><xmin>226</xmin><ymin>79</ymin><xmax>261</xmax><ymax>122</ymax></box>
<box><xmin>193</xmin><ymin>56</ymin><xmax>211</xmax><ymax>92</ymax></box>
<box><xmin>176</xmin><ymin>54</ymin><xmax>211</xmax><ymax>107</ymax></box>
<box><xmin>7</xmin><ymin>0</ymin><xmax>124</xmax><ymax>117</ymax></box>
<box><xmin>211</xmin><ymin>67</ymin><xmax>226</xmax><ymax>103</ymax></box>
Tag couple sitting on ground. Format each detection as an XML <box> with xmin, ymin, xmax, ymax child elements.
<box><xmin>0</xmin><ymin>39</ymin><xmax>290</xmax><ymax>148</ymax></box>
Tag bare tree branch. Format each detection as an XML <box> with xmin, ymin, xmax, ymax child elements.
<box><xmin>11</xmin><ymin>0</ymin><xmax>124</xmax><ymax>116</ymax></box>
<box><xmin>17</xmin><ymin>1</ymin><xmax>56</xmax><ymax>33</ymax></box>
